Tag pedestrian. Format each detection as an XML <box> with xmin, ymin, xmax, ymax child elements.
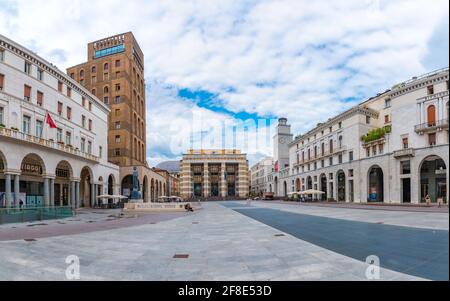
<box><xmin>425</xmin><ymin>194</ymin><xmax>431</xmax><ymax>207</ymax></box>
<box><xmin>19</xmin><ymin>199</ymin><xmax>24</xmax><ymax>210</ymax></box>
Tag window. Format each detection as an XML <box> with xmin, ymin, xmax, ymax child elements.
<box><xmin>80</xmin><ymin>138</ymin><xmax>85</xmax><ymax>152</ymax></box>
<box><xmin>22</xmin><ymin>115</ymin><xmax>31</xmax><ymax>134</ymax></box>
<box><xmin>372</xmin><ymin>145</ymin><xmax>377</xmax><ymax>156</ymax></box>
<box><xmin>70</xmin><ymin>73</ymin><xmax>74</xmax><ymax>79</ymax></box>
<box><xmin>36</xmin><ymin>120</ymin><xmax>43</xmax><ymax>137</ymax></box>
<box><xmin>379</xmin><ymin>144</ymin><xmax>384</xmax><ymax>154</ymax></box>
<box><xmin>88</xmin><ymin>102</ymin><xmax>92</xmax><ymax>111</ymax></box>
<box><xmin>103</xmin><ymin>97</ymin><xmax>109</xmax><ymax>104</ymax></box>
<box><xmin>94</xmin><ymin>44</ymin><xmax>125</xmax><ymax>59</ymax></box>
<box><xmin>91</xmin><ymin>66</ymin><xmax>96</xmax><ymax>73</ymax></box>
<box><xmin>115</xmin><ymin>135</ymin><xmax>121</xmax><ymax>143</ymax></box>
<box><xmin>0</xmin><ymin>73</ymin><xmax>4</xmax><ymax>90</ymax></box>
<box><xmin>338</xmin><ymin>122</ymin><xmax>342</xmax><ymax>129</ymax></box>
<box><xmin>104</xmin><ymin>73</ymin><xmax>109</xmax><ymax>81</ymax></box>
<box><xmin>115</xmin><ymin>121</ymin><xmax>121</xmax><ymax>129</ymax></box>
<box><xmin>91</xmin><ymin>89</ymin><xmax>96</xmax><ymax>96</ymax></box>
<box><xmin>338</xmin><ymin>154</ymin><xmax>343</xmax><ymax>164</ymax></box>
<box><xmin>366</xmin><ymin>148</ymin><xmax>370</xmax><ymax>157</ymax></box>
<box><xmin>349</xmin><ymin>151</ymin><xmax>354</xmax><ymax>162</ymax></box>
<box><xmin>115</xmin><ymin>109</ymin><xmax>120</xmax><ymax>117</ymax></box>
<box><xmin>99</xmin><ymin>146</ymin><xmax>103</xmax><ymax>158</ymax></box>
<box><xmin>79</xmin><ymin>70</ymin><xmax>84</xmax><ymax>78</ymax></box>
<box><xmin>329</xmin><ymin>157</ymin><xmax>333</xmax><ymax>166</ymax></box>
<box><xmin>65</xmin><ymin>131</ymin><xmax>71</xmax><ymax>145</ymax></box>
<box><xmin>115</xmin><ymin>84</ymin><xmax>120</xmax><ymax>91</ymax></box>
<box><xmin>37</xmin><ymin>69</ymin><xmax>44</xmax><ymax>81</ymax></box>
<box><xmin>57</xmin><ymin>102</ymin><xmax>63</xmax><ymax>115</ymax></box>
<box><xmin>115</xmin><ymin>60</ymin><xmax>121</xmax><ymax>67</ymax></box>
<box><xmin>384</xmin><ymin>115</ymin><xmax>390</xmax><ymax>123</ymax></box>
<box><xmin>338</xmin><ymin>136</ymin><xmax>343</xmax><ymax>148</ymax></box>
<box><xmin>427</xmin><ymin>85</ymin><xmax>434</xmax><ymax>95</ymax></box>
<box><xmin>37</xmin><ymin>91</ymin><xmax>43</xmax><ymax>106</ymax></box>
<box><xmin>82</xmin><ymin>115</ymin><xmax>86</xmax><ymax>128</ymax></box>
<box><xmin>0</xmin><ymin>49</ymin><xmax>4</xmax><ymax>61</ymax></box>
<box><xmin>56</xmin><ymin>128</ymin><xmax>63</xmax><ymax>142</ymax></box>
<box><xmin>329</xmin><ymin>139</ymin><xmax>333</xmax><ymax>153</ymax></box>
<box><xmin>115</xmin><ymin>148</ymin><xmax>121</xmax><ymax>156</ymax></box>
<box><xmin>104</xmin><ymin>63</ymin><xmax>109</xmax><ymax>71</ymax></box>
<box><xmin>321</xmin><ymin>160</ymin><xmax>324</xmax><ymax>168</ymax></box>
<box><xmin>91</xmin><ymin>76</ymin><xmax>97</xmax><ymax>84</ymax></box>
<box><xmin>24</xmin><ymin>85</ymin><xmax>31</xmax><ymax>101</ymax></box>
<box><xmin>67</xmin><ymin>107</ymin><xmax>72</xmax><ymax>120</ymax></box>
<box><xmin>115</xmin><ymin>71</ymin><xmax>120</xmax><ymax>78</ymax></box>
<box><xmin>401</xmin><ymin>161</ymin><xmax>411</xmax><ymax>175</ymax></box>
<box><xmin>67</xmin><ymin>87</ymin><xmax>72</xmax><ymax>98</ymax></box>
<box><xmin>104</xmin><ymin>86</ymin><xmax>109</xmax><ymax>94</ymax></box>
<box><xmin>80</xmin><ymin>79</ymin><xmax>84</xmax><ymax>86</ymax></box>
<box><xmin>115</xmin><ymin>96</ymin><xmax>121</xmax><ymax>103</ymax></box>
<box><xmin>385</xmin><ymin>98</ymin><xmax>391</xmax><ymax>108</ymax></box>
<box><xmin>88</xmin><ymin>119</ymin><xmax>92</xmax><ymax>131</ymax></box>
<box><xmin>58</xmin><ymin>81</ymin><xmax>63</xmax><ymax>93</ymax></box>
<box><xmin>87</xmin><ymin>141</ymin><xmax>92</xmax><ymax>154</ymax></box>
<box><xmin>0</xmin><ymin>107</ymin><xmax>3</xmax><ymax>125</ymax></box>
<box><xmin>348</xmin><ymin>169</ymin><xmax>354</xmax><ymax>177</ymax></box>
<box><xmin>366</xmin><ymin>116</ymin><xmax>371</xmax><ymax>124</ymax></box>
<box><xmin>24</xmin><ymin>62</ymin><xmax>31</xmax><ymax>74</ymax></box>
<box><xmin>428</xmin><ymin>133</ymin><xmax>436</xmax><ymax>146</ymax></box>
<box><xmin>81</xmin><ymin>97</ymin><xmax>85</xmax><ymax>107</ymax></box>
<box><xmin>402</xmin><ymin>137</ymin><xmax>409</xmax><ymax>149</ymax></box>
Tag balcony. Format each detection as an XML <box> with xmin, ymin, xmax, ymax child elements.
<box><xmin>295</xmin><ymin>146</ymin><xmax>347</xmax><ymax>165</ymax></box>
<box><xmin>393</xmin><ymin>148</ymin><xmax>415</xmax><ymax>159</ymax></box>
<box><xmin>0</xmin><ymin>127</ymin><xmax>99</xmax><ymax>162</ymax></box>
<box><xmin>414</xmin><ymin>119</ymin><xmax>449</xmax><ymax>134</ymax></box>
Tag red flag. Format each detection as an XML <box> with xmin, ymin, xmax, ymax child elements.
<box><xmin>45</xmin><ymin>112</ymin><xmax>57</xmax><ymax>129</ymax></box>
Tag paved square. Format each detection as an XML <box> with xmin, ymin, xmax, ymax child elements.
<box><xmin>0</xmin><ymin>201</ymin><xmax>448</xmax><ymax>281</ymax></box>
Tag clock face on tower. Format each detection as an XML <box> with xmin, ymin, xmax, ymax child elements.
<box><xmin>279</xmin><ymin>137</ymin><xmax>286</xmax><ymax>144</ymax></box>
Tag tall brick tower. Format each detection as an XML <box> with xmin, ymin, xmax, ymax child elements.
<box><xmin>67</xmin><ymin>32</ymin><xmax>146</xmax><ymax>167</ymax></box>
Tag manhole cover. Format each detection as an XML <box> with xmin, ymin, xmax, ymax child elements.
<box><xmin>274</xmin><ymin>234</ymin><xmax>285</xmax><ymax>237</ymax></box>
<box><xmin>173</xmin><ymin>254</ymin><xmax>189</xmax><ymax>259</ymax></box>
<box><xmin>192</xmin><ymin>222</ymin><xmax>199</xmax><ymax>224</ymax></box>
<box><xmin>24</xmin><ymin>239</ymin><xmax>37</xmax><ymax>242</ymax></box>
<box><xmin>86</xmin><ymin>221</ymin><xmax>96</xmax><ymax>223</ymax></box>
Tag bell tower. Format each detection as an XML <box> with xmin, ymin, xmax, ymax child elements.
<box><xmin>273</xmin><ymin>118</ymin><xmax>293</xmax><ymax>172</ymax></box>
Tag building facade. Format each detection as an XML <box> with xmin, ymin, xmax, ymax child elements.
<box><xmin>249</xmin><ymin>157</ymin><xmax>273</xmax><ymax>196</ymax></box>
<box><xmin>271</xmin><ymin>68</ymin><xmax>449</xmax><ymax>204</ymax></box>
<box><xmin>67</xmin><ymin>32</ymin><xmax>167</xmax><ymax>202</ymax></box>
<box><xmin>180</xmin><ymin>150</ymin><xmax>249</xmax><ymax>199</ymax></box>
<box><xmin>0</xmin><ymin>34</ymin><xmax>120</xmax><ymax>208</ymax></box>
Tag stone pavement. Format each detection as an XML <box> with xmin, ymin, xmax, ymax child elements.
<box><xmin>0</xmin><ymin>202</ymin><xmax>435</xmax><ymax>281</ymax></box>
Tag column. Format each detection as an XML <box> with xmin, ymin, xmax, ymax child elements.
<box><xmin>43</xmin><ymin>178</ymin><xmax>50</xmax><ymax>207</ymax></box>
<box><xmin>70</xmin><ymin>181</ymin><xmax>76</xmax><ymax>209</ymax></box>
<box><xmin>5</xmin><ymin>173</ymin><xmax>12</xmax><ymax>207</ymax></box>
<box><xmin>91</xmin><ymin>183</ymin><xmax>96</xmax><ymax>207</ymax></box>
<box><xmin>203</xmin><ymin>163</ymin><xmax>209</xmax><ymax>198</ymax></box>
<box><xmin>75</xmin><ymin>181</ymin><xmax>80</xmax><ymax>209</ymax></box>
<box><xmin>237</xmin><ymin>162</ymin><xmax>249</xmax><ymax>198</ymax></box>
<box><xmin>50</xmin><ymin>178</ymin><xmax>55</xmax><ymax>207</ymax></box>
<box><xmin>14</xmin><ymin>175</ymin><xmax>20</xmax><ymax>207</ymax></box>
<box><xmin>220</xmin><ymin>163</ymin><xmax>227</xmax><ymax>198</ymax></box>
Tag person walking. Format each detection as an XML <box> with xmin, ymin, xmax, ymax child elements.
<box><xmin>425</xmin><ymin>194</ymin><xmax>431</xmax><ymax>207</ymax></box>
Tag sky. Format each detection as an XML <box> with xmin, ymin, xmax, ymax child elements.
<box><xmin>0</xmin><ymin>0</ymin><xmax>448</xmax><ymax>167</ymax></box>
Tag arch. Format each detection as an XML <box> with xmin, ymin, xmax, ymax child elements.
<box><xmin>319</xmin><ymin>173</ymin><xmax>327</xmax><ymax>201</ymax></box>
<box><xmin>143</xmin><ymin>176</ymin><xmax>148</xmax><ymax>202</ymax></box>
<box><xmin>295</xmin><ymin>178</ymin><xmax>301</xmax><ymax>192</ymax></box>
<box><xmin>155</xmin><ymin>180</ymin><xmax>159</xmax><ymax>200</ymax></box>
<box><xmin>80</xmin><ymin>166</ymin><xmax>93</xmax><ymax>208</ymax></box>
<box><xmin>104</xmin><ymin>62</ymin><xmax>109</xmax><ymax>71</ymax></box>
<box><xmin>121</xmin><ymin>175</ymin><xmax>136</xmax><ymax>199</ymax></box>
<box><xmin>0</xmin><ymin>149</ymin><xmax>8</xmax><ymax>171</ymax></box>
<box><xmin>21</xmin><ymin>153</ymin><xmax>46</xmax><ymax>175</ymax></box>
<box><xmin>108</xmin><ymin>174</ymin><xmax>115</xmax><ymax>195</ymax></box>
<box><xmin>91</xmin><ymin>66</ymin><xmax>96</xmax><ymax>73</ymax></box>
<box><xmin>336</xmin><ymin>170</ymin><xmax>346</xmax><ymax>202</ymax></box>
<box><xmin>103</xmin><ymin>86</ymin><xmax>109</xmax><ymax>94</ymax></box>
<box><xmin>91</xmin><ymin>88</ymin><xmax>96</xmax><ymax>96</ymax></box>
<box><xmin>159</xmin><ymin>181</ymin><xmax>162</xmax><ymax>197</ymax></box>
<box><xmin>368</xmin><ymin>166</ymin><xmax>384</xmax><ymax>202</ymax></box>
<box><xmin>419</xmin><ymin>155</ymin><xmax>447</xmax><ymax>204</ymax></box>
<box><xmin>54</xmin><ymin>160</ymin><xmax>73</xmax><ymax>206</ymax></box>
<box><xmin>427</xmin><ymin>104</ymin><xmax>436</xmax><ymax>126</ymax></box>
<box><xmin>79</xmin><ymin>69</ymin><xmax>84</xmax><ymax>78</ymax></box>
<box><xmin>306</xmin><ymin>176</ymin><xmax>313</xmax><ymax>190</ymax></box>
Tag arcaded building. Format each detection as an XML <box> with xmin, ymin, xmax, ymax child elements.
<box><xmin>0</xmin><ymin>34</ymin><xmax>120</xmax><ymax>208</ymax></box>
<box><xmin>269</xmin><ymin>68</ymin><xmax>449</xmax><ymax>205</ymax></box>
<box><xmin>180</xmin><ymin>150</ymin><xmax>249</xmax><ymax>199</ymax></box>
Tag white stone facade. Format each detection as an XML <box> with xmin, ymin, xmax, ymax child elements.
<box><xmin>0</xmin><ymin>34</ymin><xmax>120</xmax><ymax>208</ymax></box>
<box><xmin>271</xmin><ymin>68</ymin><xmax>449</xmax><ymax>204</ymax></box>
<box><xmin>250</xmin><ymin>157</ymin><xmax>274</xmax><ymax>195</ymax></box>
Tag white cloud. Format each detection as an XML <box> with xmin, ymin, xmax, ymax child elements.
<box><xmin>1</xmin><ymin>0</ymin><xmax>448</xmax><ymax>166</ymax></box>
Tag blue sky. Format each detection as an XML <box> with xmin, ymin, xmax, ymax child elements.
<box><xmin>0</xmin><ymin>0</ymin><xmax>448</xmax><ymax>166</ymax></box>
